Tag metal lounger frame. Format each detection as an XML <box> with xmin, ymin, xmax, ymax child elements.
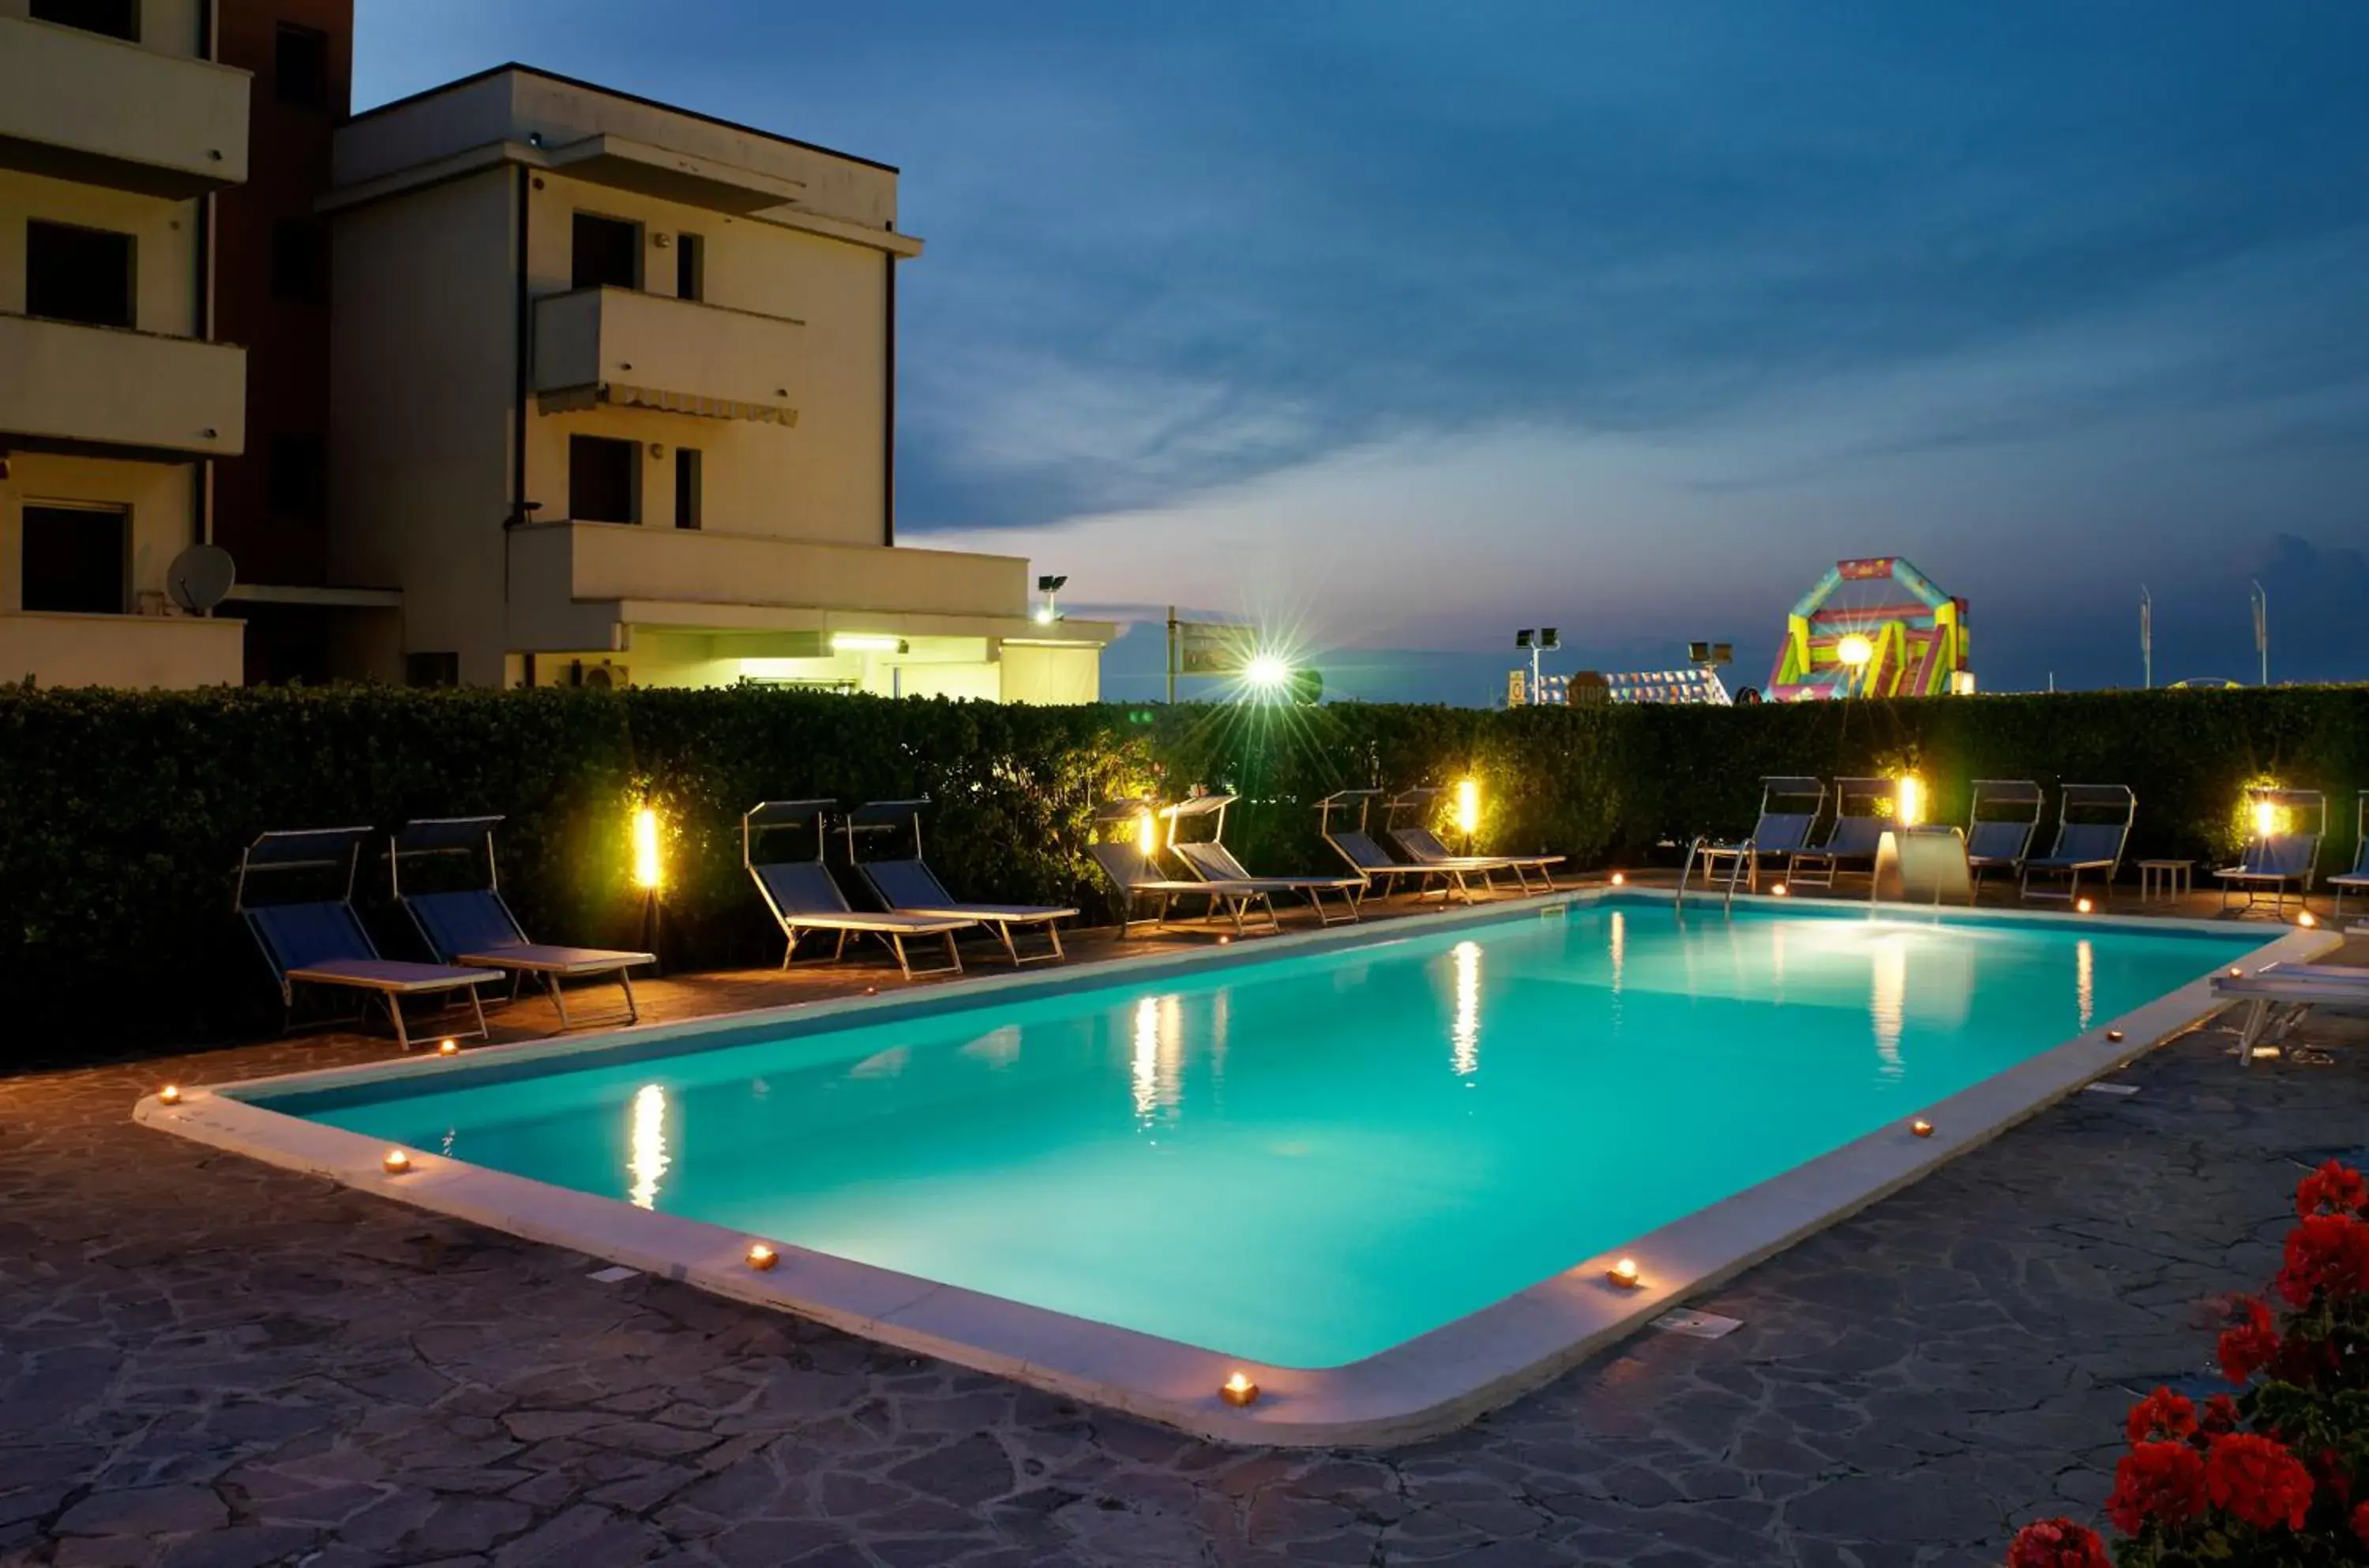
<box><xmin>1318</xmin><ymin>790</ymin><xmax>1452</xmax><ymax>903</ymax></box>
<box><xmin>1788</xmin><ymin>777</ymin><xmax>1898</xmax><ymax>890</ymax></box>
<box><xmin>842</xmin><ymin>797</ymin><xmax>1072</xmax><ymax>965</ymax></box>
<box><xmin>743</xmin><ymin>800</ymin><xmax>967</xmax><ymax>979</ymax></box>
<box><xmin>1690</xmin><ymin>776</ymin><xmax>1826</xmax><ymax>896</ymax></box>
<box><xmin>1964</xmin><ymin>779</ymin><xmax>2044</xmax><ymax>894</ymax></box>
<box><xmin>1090</xmin><ymin>801</ymin><xmax>1281</xmax><ymax>936</ymax></box>
<box><xmin>389</xmin><ymin>814</ymin><xmax>649</xmax><ymax>1026</ymax></box>
<box><xmin>2018</xmin><ymin>784</ymin><xmax>2137</xmax><ymax>904</ymax></box>
<box><xmin>235</xmin><ymin>825</ymin><xmax>491</xmax><ymax>1049</ymax></box>
<box><xmin>1383</xmin><ymin>787</ymin><xmax>1557</xmax><ymax>896</ymax></box>
<box><xmin>2331</xmin><ymin>792</ymin><xmax>2369</xmax><ymax>920</ymax></box>
<box><xmin>2216</xmin><ymin>787</ymin><xmax>2326</xmax><ymax>918</ymax></box>
<box><xmin>1163</xmin><ymin>793</ymin><xmax>1361</xmax><ymax>925</ymax></box>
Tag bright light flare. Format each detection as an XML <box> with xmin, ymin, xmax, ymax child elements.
<box><xmin>1243</xmin><ymin>651</ymin><xmax>1293</xmax><ymax>690</ymax></box>
<box><xmin>1895</xmin><ymin>776</ymin><xmax>1922</xmax><ymax>827</ymax></box>
<box><xmin>2252</xmin><ymin>797</ymin><xmax>2285</xmax><ymax>838</ymax></box>
<box><xmin>1455</xmin><ymin>778</ymin><xmax>1480</xmax><ymax>837</ymax></box>
<box><xmin>631</xmin><ymin>806</ymin><xmax>663</xmax><ymax>891</ymax></box>
<box><xmin>1837</xmin><ymin>634</ymin><xmax>1875</xmax><ymax>669</ymax></box>
<box><xmin>1136</xmin><ymin>808</ymin><xmax>1160</xmax><ymax>858</ymax></box>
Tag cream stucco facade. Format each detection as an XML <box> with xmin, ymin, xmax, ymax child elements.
<box><xmin>325</xmin><ymin>66</ymin><xmax>1108</xmax><ymax>702</ymax></box>
<box><xmin>0</xmin><ymin>2</ymin><xmax>250</xmax><ymax>688</ymax></box>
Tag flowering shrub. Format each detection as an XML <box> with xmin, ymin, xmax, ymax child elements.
<box><xmin>2009</xmin><ymin>1161</ymin><xmax>2369</xmax><ymax>1565</ymax></box>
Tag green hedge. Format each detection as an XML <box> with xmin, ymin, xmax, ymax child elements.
<box><xmin>2</xmin><ymin>682</ymin><xmax>2361</xmax><ymax>1061</ymax></box>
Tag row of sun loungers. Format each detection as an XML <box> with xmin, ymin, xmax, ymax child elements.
<box><xmin>238</xmin><ymin>786</ymin><xmax>1560</xmax><ymax>1045</ymax></box>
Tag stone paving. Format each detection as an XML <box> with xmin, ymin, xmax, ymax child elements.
<box><xmin>3</xmin><ymin>908</ymin><xmax>2363</xmax><ymax>1568</ymax></box>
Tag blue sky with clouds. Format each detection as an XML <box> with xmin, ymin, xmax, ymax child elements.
<box><xmin>359</xmin><ymin>2</ymin><xmax>2369</xmax><ymax>700</ymax></box>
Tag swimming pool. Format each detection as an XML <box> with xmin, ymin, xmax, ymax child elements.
<box><xmin>146</xmin><ymin>894</ymin><xmax>2317</xmax><ymax>1442</ymax></box>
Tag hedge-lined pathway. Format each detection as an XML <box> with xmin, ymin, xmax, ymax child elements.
<box><xmin>3</xmin><ymin>917</ymin><xmax>2361</xmax><ymax>1568</ymax></box>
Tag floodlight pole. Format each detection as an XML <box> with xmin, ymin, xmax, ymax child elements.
<box><xmin>1166</xmin><ymin>606</ymin><xmax>1177</xmax><ymax>704</ymax></box>
<box><xmin>2143</xmin><ymin>591</ymin><xmax>2154</xmax><ymax>688</ymax></box>
<box><xmin>2251</xmin><ymin>580</ymin><xmax>2268</xmax><ymax>687</ymax></box>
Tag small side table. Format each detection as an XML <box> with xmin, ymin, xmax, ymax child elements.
<box><xmin>2138</xmin><ymin>859</ymin><xmax>2193</xmax><ymax>902</ymax></box>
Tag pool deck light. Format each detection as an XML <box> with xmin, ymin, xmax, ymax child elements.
<box><xmin>158</xmin><ymin>1084</ymin><xmax>181</xmax><ymax>1105</ymax></box>
<box><xmin>745</xmin><ymin>1242</ymin><xmax>779</xmax><ymax>1271</ymax></box>
<box><xmin>1606</xmin><ymin>1257</ymin><xmax>1642</xmax><ymax>1289</ymax></box>
<box><xmin>1219</xmin><ymin>1371</ymin><xmax>1260</xmax><ymax>1407</ymax></box>
<box><xmin>382</xmin><ymin>1148</ymin><xmax>412</xmax><ymax>1175</ymax></box>
<box><xmin>1770</xmin><ymin>882</ymin><xmax>1789</xmax><ymax>898</ymax></box>
<box><xmin>1910</xmin><ymin>1119</ymin><xmax>1935</xmax><ymax>1138</ymax></box>
<box><xmin>437</xmin><ymin>1037</ymin><xmax>460</xmax><ymax>1056</ymax></box>
<box><xmin>2106</xmin><ymin>1030</ymin><xmax>2125</xmax><ymax>1043</ymax></box>
<box><xmin>2075</xmin><ymin>897</ymin><xmax>2094</xmax><ymax>914</ymax></box>
<box><xmin>1609</xmin><ymin>871</ymin><xmax>1626</xmax><ymax>887</ymax></box>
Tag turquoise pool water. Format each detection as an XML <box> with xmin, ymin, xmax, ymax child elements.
<box><xmin>270</xmin><ymin>903</ymin><xmax>2254</xmax><ymax>1367</ymax></box>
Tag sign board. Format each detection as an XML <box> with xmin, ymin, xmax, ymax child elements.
<box><xmin>1175</xmin><ymin>621</ymin><xmax>1256</xmax><ymax>676</ymax></box>
<box><xmin>1507</xmin><ymin>670</ymin><xmax>1527</xmax><ymax>707</ymax></box>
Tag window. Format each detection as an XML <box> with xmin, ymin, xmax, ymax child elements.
<box><xmin>568</xmin><ymin>435</ymin><xmax>640</xmax><ymax>523</ymax></box>
<box><xmin>268</xmin><ymin>435</ymin><xmax>327</xmax><ymax>517</ymax></box>
<box><xmin>269</xmin><ymin>220</ymin><xmax>328</xmax><ymax>303</ymax></box>
<box><xmin>26</xmin><ymin>222</ymin><xmax>134</xmax><ymax>329</ymax></box>
<box><xmin>675</xmin><ymin>233</ymin><xmax>704</xmax><ymax>302</ymax></box>
<box><xmin>29</xmin><ymin>0</ymin><xmax>138</xmax><ymax>41</ymax></box>
<box><xmin>570</xmin><ymin>214</ymin><xmax>640</xmax><ymax>291</ymax></box>
<box><xmin>274</xmin><ymin>23</ymin><xmax>329</xmax><ymax>108</ymax></box>
<box><xmin>674</xmin><ymin>448</ymin><xmax>702</xmax><ymax>530</ymax></box>
<box><xmin>405</xmin><ymin>652</ymin><xmax>460</xmax><ymax>688</ymax></box>
<box><xmin>21</xmin><ymin>505</ymin><xmax>127</xmax><ymax>614</ymax></box>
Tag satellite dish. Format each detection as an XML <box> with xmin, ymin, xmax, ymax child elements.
<box><xmin>167</xmin><ymin>545</ymin><xmax>236</xmax><ymax>613</ymax></box>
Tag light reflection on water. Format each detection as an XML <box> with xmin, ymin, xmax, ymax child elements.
<box><xmin>1451</xmin><ymin>940</ymin><xmax>1482</xmax><ymax>1076</ymax></box>
<box><xmin>627</xmin><ymin>1082</ymin><xmax>668</xmax><ymax>1210</ymax></box>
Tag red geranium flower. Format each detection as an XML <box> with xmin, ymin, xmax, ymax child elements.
<box><xmin>2219</xmin><ymin>1296</ymin><xmax>2281</xmax><ymax>1385</ymax></box>
<box><xmin>2108</xmin><ymin>1441</ymin><xmax>2208</xmax><ymax>1535</ymax></box>
<box><xmin>2204</xmin><ymin>1431</ymin><xmax>2315</xmax><ymax>1532</ymax></box>
<box><xmin>2007</xmin><ymin>1517</ymin><xmax>2112</xmax><ymax>1568</ymax></box>
<box><xmin>2275</xmin><ymin>1213</ymin><xmax>2369</xmax><ymax>1307</ymax></box>
<box><xmin>2296</xmin><ymin>1159</ymin><xmax>2368</xmax><ymax>1218</ymax></box>
<box><xmin>2201</xmin><ymin>1394</ymin><xmax>2240</xmax><ymax>1434</ymax></box>
<box><xmin>2124</xmin><ymin>1386</ymin><xmax>2198</xmax><ymax>1445</ymax></box>
<box><xmin>2352</xmin><ymin>1498</ymin><xmax>2369</xmax><ymax>1547</ymax></box>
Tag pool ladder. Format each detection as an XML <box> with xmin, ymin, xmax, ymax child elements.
<box><xmin>1676</xmin><ymin>835</ymin><xmax>1754</xmax><ymax>915</ymax></box>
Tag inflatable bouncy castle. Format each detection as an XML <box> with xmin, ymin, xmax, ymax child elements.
<box><xmin>1766</xmin><ymin>557</ymin><xmax>1969</xmax><ymax>701</ymax></box>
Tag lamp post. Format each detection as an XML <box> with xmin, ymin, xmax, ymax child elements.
<box><xmin>1513</xmin><ymin>628</ymin><xmax>1561</xmax><ymax>704</ymax></box>
<box><xmin>1034</xmin><ymin>573</ymin><xmax>1066</xmax><ymax>627</ymax></box>
<box><xmin>2139</xmin><ymin>585</ymin><xmax>2153</xmax><ymax>689</ymax></box>
<box><xmin>2251</xmin><ymin>580</ymin><xmax>2268</xmax><ymax>687</ymax></box>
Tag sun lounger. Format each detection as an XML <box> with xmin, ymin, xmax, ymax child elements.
<box><xmin>237</xmin><ymin>826</ymin><xmax>497</xmax><ymax>1049</ymax></box>
<box><xmin>2216</xmin><ymin>788</ymin><xmax>2325</xmax><ymax>917</ymax></box>
<box><xmin>1318</xmin><ymin>790</ymin><xmax>1447</xmax><ymax>902</ymax></box>
<box><xmin>1089</xmin><ymin>801</ymin><xmax>1286</xmax><ymax>936</ymax></box>
<box><xmin>843</xmin><ymin>798</ymin><xmax>1076</xmax><ymax>965</ymax></box>
<box><xmin>1789</xmin><ymin>778</ymin><xmax>1897</xmax><ymax>891</ymax></box>
<box><xmin>1385</xmin><ymin>788</ymin><xmax>1564</xmax><ymax>895</ymax></box>
<box><xmin>2020</xmin><ymin>784</ymin><xmax>2136</xmax><ymax>905</ymax></box>
<box><xmin>1965</xmin><ymin>779</ymin><xmax>2044</xmax><ymax>892</ymax></box>
<box><xmin>391</xmin><ymin>816</ymin><xmax>655</xmax><ymax>1027</ymax></box>
<box><xmin>1163</xmin><ymin>794</ymin><xmax>1362</xmax><ymax>925</ymax></box>
<box><xmin>2213</xmin><ymin>962</ymin><xmax>2369</xmax><ymax>1065</ymax></box>
<box><xmin>1690</xmin><ymin>776</ymin><xmax>1825</xmax><ymax>895</ymax></box>
<box><xmin>2331</xmin><ymin>793</ymin><xmax>2369</xmax><ymax>920</ymax></box>
<box><xmin>743</xmin><ymin>800</ymin><xmax>976</xmax><ymax>978</ymax></box>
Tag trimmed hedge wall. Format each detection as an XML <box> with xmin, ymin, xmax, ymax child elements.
<box><xmin>2</xmin><ymin>682</ymin><xmax>2362</xmax><ymax>1062</ymax></box>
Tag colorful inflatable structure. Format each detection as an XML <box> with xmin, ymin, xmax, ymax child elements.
<box><xmin>1767</xmin><ymin>558</ymin><xmax>1970</xmax><ymax>701</ymax></box>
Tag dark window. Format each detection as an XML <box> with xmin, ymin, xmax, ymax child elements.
<box><xmin>21</xmin><ymin>505</ymin><xmax>127</xmax><ymax>614</ymax></box>
<box><xmin>29</xmin><ymin>0</ymin><xmax>138</xmax><ymax>41</ymax></box>
<box><xmin>568</xmin><ymin>435</ymin><xmax>640</xmax><ymax>523</ymax></box>
<box><xmin>267</xmin><ymin>434</ymin><xmax>327</xmax><ymax>517</ymax></box>
<box><xmin>405</xmin><ymin>652</ymin><xmax>460</xmax><ymax>688</ymax></box>
<box><xmin>571</xmin><ymin>214</ymin><xmax>640</xmax><ymax>291</ymax></box>
<box><xmin>269</xmin><ymin>219</ymin><xmax>327</xmax><ymax>303</ymax></box>
<box><xmin>674</xmin><ymin>448</ymin><xmax>702</xmax><ymax>530</ymax></box>
<box><xmin>675</xmin><ymin>233</ymin><xmax>704</xmax><ymax>301</ymax></box>
<box><xmin>274</xmin><ymin>23</ymin><xmax>329</xmax><ymax>108</ymax></box>
<box><xmin>26</xmin><ymin>222</ymin><xmax>134</xmax><ymax>328</ymax></box>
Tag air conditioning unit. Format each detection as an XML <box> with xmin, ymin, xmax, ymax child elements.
<box><xmin>568</xmin><ymin>658</ymin><xmax>630</xmax><ymax>690</ymax></box>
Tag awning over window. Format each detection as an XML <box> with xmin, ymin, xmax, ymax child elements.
<box><xmin>536</xmin><ymin>383</ymin><xmax>798</xmax><ymax>426</ymax></box>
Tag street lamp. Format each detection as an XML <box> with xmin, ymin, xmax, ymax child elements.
<box><xmin>1514</xmin><ymin>627</ymin><xmax>1561</xmax><ymax>703</ymax></box>
<box><xmin>1243</xmin><ymin>651</ymin><xmax>1293</xmax><ymax>693</ymax></box>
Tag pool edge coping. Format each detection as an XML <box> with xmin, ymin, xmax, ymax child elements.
<box><xmin>133</xmin><ymin>891</ymin><xmax>2339</xmax><ymax>1447</ymax></box>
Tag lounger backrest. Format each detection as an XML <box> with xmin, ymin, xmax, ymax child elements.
<box><xmin>862</xmin><ymin>857</ymin><xmax>958</xmax><ymax>911</ymax></box>
<box><xmin>2247</xmin><ymin>834</ymin><xmax>2320</xmax><ymax>878</ymax></box>
<box><xmin>1965</xmin><ymin>820</ymin><xmax>2033</xmax><ymax>864</ymax></box>
<box><xmin>1176</xmin><ymin>841</ymin><xmax>1252</xmax><ymax>882</ymax></box>
<box><xmin>1751</xmin><ymin>812</ymin><xmax>1818</xmax><ymax>854</ymax></box>
<box><xmin>405</xmin><ymin>888</ymin><xmax>524</xmax><ymax>961</ymax></box>
<box><xmin>1089</xmin><ymin>842</ymin><xmax>1156</xmax><ymax>890</ymax></box>
<box><xmin>248</xmin><ymin>901</ymin><xmax>377</xmax><ymax>976</ymax></box>
<box><xmin>1328</xmin><ymin>830</ymin><xmax>1398</xmax><ymax>872</ymax></box>
<box><xmin>2049</xmin><ymin>821</ymin><xmax>2128</xmax><ymax>866</ymax></box>
<box><xmin>1392</xmin><ymin>827</ymin><xmax>1455</xmax><ymax>863</ymax></box>
<box><xmin>753</xmin><ymin>860</ymin><xmax>854</xmax><ymax>918</ymax></box>
<box><xmin>1823</xmin><ymin>815</ymin><xmax>1888</xmax><ymax>858</ymax></box>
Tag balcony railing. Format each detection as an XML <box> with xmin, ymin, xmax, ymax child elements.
<box><xmin>532</xmin><ymin>287</ymin><xmax>804</xmax><ymax>423</ymax></box>
<box><xmin>0</xmin><ymin>313</ymin><xmax>246</xmax><ymax>457</ymax></box>
<box><xmin>0</xmin><ymin>17</ymin><xmax>250</xmax><ymax>197</ymax></box>
<box><xmin>0</xmin><ymin>610</ymin><xmax>244</xmax><ymax>690</ymax></box>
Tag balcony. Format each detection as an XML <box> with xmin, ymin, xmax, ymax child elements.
<box><xmin>0</xmin><ymin>313</ymin><xmax>246</xmax><ymax>457</ymax></box>
<box><xmin>533</xmin><ymin>287</ymin><xmax>802</xmax><ymax>423</ymax></box>
<box><xmin>506</xmin><ymin>521</ymin><xmax>1045</xmax><ymax>652</ymax></box>
<box><xmin>0</xmin><ymin>610</ymin><xmax>244</xmax><ymax>689</ymax></box>
<box><xmin>0</xmin><ymin>17</ymin><xmax>250</xmax><ymax>197</ymax></box>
